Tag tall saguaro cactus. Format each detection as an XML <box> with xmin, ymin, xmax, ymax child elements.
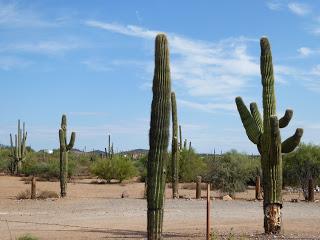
<box><xmin>147</xmin><ymin>33</ymin><xmax>171</xmax><ymax>239</ymax></box>
<box><xmin>235</xmin><ymin>37</ymin><xmax>303</xmax><ymax>234</ymax></box>
<box><xmin>59</xmin><ymin>115</ymin><xmax>76</xmax><ymax>198</ymax></box>
<box><xmin>9</xmin><ymin>120</ymin><xmax>27</xmax><ymax>175</ymax></box>
<box><xmin>171</xmin><ymin>92</ymin><xmax>179</xmax><ymax>199</ymax></box>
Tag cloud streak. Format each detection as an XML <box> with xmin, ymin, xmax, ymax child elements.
<box><xmin>288</xmin><ymin>2</ymin><xmax>311</xmax><ymax>16</ymax></box>
<box><xmin>85</xmin><ymin>20</ymin><xmax>261</xmax><ymax>104</ymax></box>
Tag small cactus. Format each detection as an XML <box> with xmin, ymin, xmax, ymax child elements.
<box><xmin>59</xmin><ymin>114</ymin><xmax>76</xmax><ymax>198</ymax></box>
<box><xmin>9</xmin><ymin>120</ymin><xmax>27</xmax><ymax>175</ymax></box>
<box><xmin>147</xmin><ymin>33</ymin><xmax>171</xmax><ymax>239</ymax></box>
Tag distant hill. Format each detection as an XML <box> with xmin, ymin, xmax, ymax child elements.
<box><xmin>120</xmin><ymin>149</ymin><xmax>148</xmax><ymax>155</ymax></box>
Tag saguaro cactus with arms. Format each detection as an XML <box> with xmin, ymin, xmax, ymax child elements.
<box><xmin>59</xmin><ymin>114</ymin><xmax>76</xmax><ymax>198</ymax></box>
<box><xmin>235</xmin><ymin>37</ymin><xmax>303</xmax><ymax>234</ymax></box>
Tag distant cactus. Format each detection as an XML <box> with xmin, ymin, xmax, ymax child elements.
<box><xmin>171</xmin><ymin>92</ymin><xmax>179</xmax><ymax>199</ymax></box>
<box><xmin>59</xmin><ymin>115</ymin><xmax>76</xmax><ymax>198</ymax></box>
<box><xmin>9</xmin><ymin>120</ymin><xmax>27</xmax><ymax>175</ymax></box>
<box><xmin>235</xmin><ymin>37</ymin><xmax>303</xmax><ymax>234</ymax></box>
<box><xmin>147</xmin><ymin>33</ymin><xmax>171</xmax><ymax>239</ymax></box>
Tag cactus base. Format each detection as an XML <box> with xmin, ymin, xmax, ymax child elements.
<box><xmin>264</xmin><ymin>204</ymin><xmax>282</xmax><ymax>234</ymax></box>
<box><xmin>147</xmin><ymin>209</ymin><xmax>164</xmax><ymax>239</ymax></box>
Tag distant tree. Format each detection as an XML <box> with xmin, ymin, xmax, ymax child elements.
<box><xmin>283</xmin><ymin>143</ymin><xmax>320</xmax><ymax>199</ymax></box>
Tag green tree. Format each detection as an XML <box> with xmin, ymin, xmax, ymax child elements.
<box><xmin>283</xmin><ymin>143</ymin><xmax>320</xmax><ymax>199</ymax></box>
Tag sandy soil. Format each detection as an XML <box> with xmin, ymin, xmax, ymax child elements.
<box><xmin>0</xmin><ymin>176</ymin><xmax>319</xmax><ymax>239</ymax></box>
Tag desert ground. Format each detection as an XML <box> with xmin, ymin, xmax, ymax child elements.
<box><xmin>0</xmin><ymin>176</ymin><xmax>319</xmax><ymax>240</ymax></box>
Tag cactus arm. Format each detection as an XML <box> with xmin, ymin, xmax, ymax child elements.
<box><xmin>281</xmin><ymin>128</ymin><xmax>303</xmax><ymax>153</ymax></box>
<box><xmin>67</xmin><ymin>132</ymin><xmax>76</xmax><ymax>151</ymax></box>
<box><xmin>279</xmin><ymin>109</ymin><xmax>293</xmax><ymax>128</ymax></box>
<box><xmin>9</xmin><ymin>134</ymin><xmax>14</xmax><ymax>156</ymax></box>
<box><xmin>15</xmin><ymin>135</ymin><xmax>18</xmax><ymax>158</ymax></box>
<box><xmin>235</xmin><ymin>97</ymin><xmax>261</xmax><ymax>144</ymax></box>
<box><xmin>250</xmin><ymin>102</ymin><xmax>263</xmax><ymax>133</ymax></box>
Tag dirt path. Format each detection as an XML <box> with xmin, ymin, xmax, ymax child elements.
<box><xmin>0</xmin><ymin>176</ymin><xmax>319</xmax><ymax>239</ymax></box>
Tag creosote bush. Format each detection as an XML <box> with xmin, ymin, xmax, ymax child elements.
<box><xmin>90</xmin><ymin>155</ymin><xmax>137</xmax><ymax>182</ymax></box>
<box><xmin>178</xmin><ymin>148</ymin><xmax>206</xmax><ymax>182</ymax></box>
<box><xmin>21</xmin><ymin>158</ymin><xmax>76</xmax><ymax>180</ymax></box>
<box><xmin>206</xmin><ymin>150</ymin><xmax>260</xmax><ymax>197</ymax></box>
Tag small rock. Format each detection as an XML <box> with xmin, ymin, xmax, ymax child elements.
<box><xmin>291</xmin><ymin>198</ymin><xmax>299</xmax><ymax>202</ymax></box>
<box><xmin>222</xmin><ymin>195</ymin><xmax>232</xmax><ymax>201</ymax></box>
<box><xmin>121</xmin><ymin>191</ymin><xmax>129</xmax><ymax>198</ymax></box>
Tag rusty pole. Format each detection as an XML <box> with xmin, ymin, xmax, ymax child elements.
<box><xmin>206</xmin><ymin>183</ymin><xmax>211</xmax><ymax>240</ymax></box>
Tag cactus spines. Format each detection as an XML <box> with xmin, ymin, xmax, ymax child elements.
<box><xmin>179</xmin><ymin>125</ymin><xmax>182</xmax><ymax>150</ymax></box>
<box><xmin>147</xmin><ymin>33</ymin><xmax>171</xmax><ymax>239</ymax></box>
<box><xmin>59</xmin><ymin>114</ymin><xmax>76</xmax><ymax>198</ymax></box>
<box><xmin>171</xmin><ymin>92</ymin><xmax>179</xmax><ymax>199</ymax></box>
<box><xmin>9</xmin><ymin>120</ymin><xmax>27</xmax><ymax>175</ymax></box>
<box><xmin>235</xmin><ymin>37</ymin><xmax>303</xmax><ymax>234</ymax></box>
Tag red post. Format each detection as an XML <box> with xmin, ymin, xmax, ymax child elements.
<box><xmin>206</xmin><ymin>183</ymin><xmax>211</xmax><ymax>240</ymax></box>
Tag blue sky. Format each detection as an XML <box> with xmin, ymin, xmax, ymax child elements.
<box><xmin>1</xmin><ymin>0</ymin><xmax>320</xmax><ymax>153</ymax></box>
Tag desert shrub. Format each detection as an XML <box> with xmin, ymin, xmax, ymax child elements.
<box><xmin>90</xmin><ymin>156</ymin><xmax>137</xmax><ymax>182</ymax></box>
<box><xmin>37</xmin><ymin>190</ymin><xmax>59</xmax><ymax>199</ymax></box>
<box><xmin>135</xmin><ymin>155</ymin><xmax>147</xmax><ymax>182</ymax></box>
<box><xmin>21</xmin><ymin>158</ymin><xmax>76</xmax><ymax>180</ymax></box>
<box><xmin>16</xmin><ymin>189</ymin><xmax>31</xmax><ymax>200</ymax></box>
<box><xmin>206</xmin><ymin>150</ymin><xmax>260</xmax><ymax>197</ymax></box>
<box><xmin>179</xmin><ymin>148</ymin><xmax>206</xmax><ymax>182</ymax></box>
<box><xmin>283</xmin><ymin>143</ymin><xmax>320</xmax><ymax>199</ymax></box>
<box><xmin>0</xmin><ymin>148</ymin><xmax>12</xmax><ymax>172</ymax></box>
<box><xmin>17</xmin><ymin>234</ymin><xmax>39</xmax><ymax>240</ymax></box>
<box><xmin>165</xmin><ymin>148</ymin><xmax>206</xmax><ymax>183</ymax></box>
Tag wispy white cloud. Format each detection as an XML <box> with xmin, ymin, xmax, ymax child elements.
<box><xmin>266</xmin><ymin>1</ymin><xmax>283</xmax><ymax>11</ymax></box>
<box><xmin>85</xmin><ymin>20</ymin><xmax>307</xmax><ymax>113</ymax></box>
<box><xmin>0</xmin><ymin>56</ymin><xmax>31</xmax><ymax>70</ymax></box>
<box><xmin>178</xmin><ymin>99</ymin><xmax>235</xmax><ymax>113</ymax></box>
<box><xmin>85</xmin><ymin>20</ymin><xmax>261</xmax><ymax>101</ymax></box>
<box><xmin>288</xmin><ymin>2</ymin><xmax>311</xmax><ymax>16</ymax></box>
<box><xmin>297</xmin><ymin>47</ymin><xmax>312</xmax><ymax>57</ymax></box>
<box><xmin>82</xmin><ymin>59</ymin><xmax>112</xmax><ymax>72</ymax></box>
<box><xmin>0</xmin><ymin>40</ymin><xmax>85</xmax><ymax>55</ymax></box>
<box><xmin>0</xmin><ymin>2</ymin><xmax>56</xmax><ymax>28</ymax></box>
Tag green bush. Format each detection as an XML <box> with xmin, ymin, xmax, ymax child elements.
<box><xmin>283</xmin><ymin>143</ymin><xmax>320</xmax><ymax>199</ymax></box>
<box><xmin>177</xmin><ymin>148</ymin><xmax>206</xmax><ymax>182</ymax></box>
<box><xmin>206</xmin><ymin>150</ymin><xmax>260</xmax><ymax>197</ymax></box>
<box><xmin>90</xmin><ymin>156</ymin><xmax>137</xmax><ymax>182</ymax></box>
<box><xmin>135</xmin><ymin>155</ymin><xmax>147</xmax><ymax>182</ymax></box>
<box><xmin>17</xmin><ymin>234</ymin><xmax>39</xmax><ymax>240</ymax></box>
<box><xmin>21</xmin><ymin>158</ymin><xmax>76</xmax><ymax>180</ymax></box>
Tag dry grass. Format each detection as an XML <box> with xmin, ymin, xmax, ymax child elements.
<box><xmin>16</xmin><ymin>189</ymin><xmax>59</xmax><ymax>200</ymax></box>
<box><xmin>16</xmin><ymin>189</ymin><xmax>31</xmax><ymax>200</ymax></box>
<box><xmin>180</xmin><ymin>182</ymin><xmax>208</xmax><ymax>190</ymax></box>
<box><xmin>37</xmin><ymin>190</ymin><xmax>59</xmax><ymax>199</ymax></box>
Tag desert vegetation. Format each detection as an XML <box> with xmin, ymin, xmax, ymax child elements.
<box><xmin>0</xmin><ymin>27</ymin><xmax>319</xmax><ymax>240</ymax></box>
